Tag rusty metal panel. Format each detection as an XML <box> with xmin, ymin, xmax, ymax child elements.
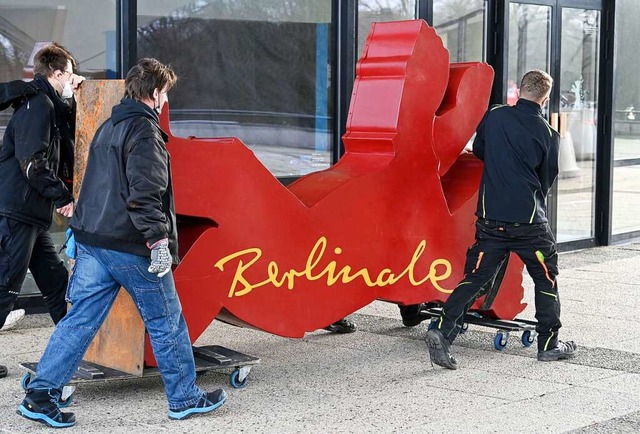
<box><xmin>73</xmin><ymin>80</ymin><xmax>125</xmax><ymax>198</ymax></box>
<box><xmin>74</xmin><ymin>81</ymin><xmax>145</xmax><ymax>376</ymax></box>
<box><xmin>84</xmin><ymin>291</ymin><xmax>145</xmax><ymax>376</ymax></box>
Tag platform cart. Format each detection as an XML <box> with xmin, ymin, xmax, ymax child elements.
<box><xmin>19</xmin><ymin>345</ymin><xmax>259</xmax><ymax>408</ymax></box>
<box><xmin>423</xmin><ymin>306</ymin><xmax>538</xmax><ymax>351</ymax></box>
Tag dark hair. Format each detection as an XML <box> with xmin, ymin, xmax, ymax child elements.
<box><xmin>33</xmin><ymin>42</ymin><xmax>76</xmax><ymax>77</ymax></box>
<box><xmin>124</xmin><ymin>58</ymin><xmax>177</xmax><ymax>101</ymax></box>
<box><xmin>520</xmin><ymin>70</ymin><xmax>553</xmax><ymax>100</ymax></box>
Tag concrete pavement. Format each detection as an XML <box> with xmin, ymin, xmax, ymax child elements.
<box><xmin>1</xmin><ymin>243</ymin><xmax>640</xmax><ymax>433</ymax></box>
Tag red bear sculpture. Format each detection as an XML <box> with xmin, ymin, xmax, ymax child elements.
<box><xmin>161</xmin><ymin>20</ymin><xmax>526</xmax><ymax>343</ymax></box>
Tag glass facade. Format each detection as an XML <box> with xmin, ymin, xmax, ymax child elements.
<box><xmin>0</xmin><ymin>0</ymin><xmax>116</xmax><ymax>295</ymax></box>
<box><xmin>507</xmin><ymin>3</ymin><xmax>551</xmax><ymax>107</ymax></box>
<box><xmin>357</xmin><ymin>0</ymin><xmax>417</xmax><ymax>58</ymax></box>
<box><xmin>137</xmin><ymin>0</ymin><xmax>333</xmax><ymax>177</ymax></box>
<box><xmin>612</xmin><ymin>0</ymin><xmax>640</xmax><ymax>235</ymax></box>
<box><xmin>504</xmin><ymin>3</ymin><xmax>603</xmax><ymax>244</ymax></box>
<box><xmin>433</xmin><ymin>0</ymin><xmax>486</xmax><ymax>62</ymax></box>
<box><xmin>556</xmin><ymin>8</ymin><xmax>600</xmax><ymax>243</ymax></box>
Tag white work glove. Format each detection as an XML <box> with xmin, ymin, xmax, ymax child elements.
<box><xmin>147</xmin><ymin>238</ymin><xmax>172</xmax><ymax>277</ymax></box>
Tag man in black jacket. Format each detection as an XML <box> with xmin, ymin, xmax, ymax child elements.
<box><xmin>425</xmin><ymin>70</ymin><xmax>576</xmax><ymax>370</ymax></box>
<box><xmin>18</xmin><ymin>58</ymin><xmax>227</xmax><ymax>429</ymax></box>
<box><xmin>0</xmin><ymin>43</ymin><xmax>83</xmax><ymax>337</ymax></box>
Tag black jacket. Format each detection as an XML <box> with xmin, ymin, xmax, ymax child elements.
<box><xmin>0</xmin><ymin>77</ymin><xmax>75</xmax><ymax>228</ymax></box>
<box><xmin>71</xmin><ymin>98</ymin><xmax>179</xmax><ymax>262</ymax></box>
<box><xmin>473</xmin><ymin>99</ymin><xmax>560</xmax><ymax>224</ymax></box>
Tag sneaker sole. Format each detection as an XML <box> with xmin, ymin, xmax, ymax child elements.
<box><xmin>537</xmin><ymin>352</ymin><xmax>576</xmax><ymax>362</ymax></box>
<box><xmin>0</xmin><ymin>314</ymin><xmax>24</xmax><ymax>332</ymax></box>
<box><xmin>168</xmin><ymin>394</ymin><xmax>227</xmax><ymax>420</ymax></box>
<box><xmin>323</xmin><ymin>325</ymin><xmax>357</xmax><ymax>334</ymax></box>
<box><xmin>425</xmin><ymin>331</ymin><xmax>458</xmax><ymax>370</ymax></box>
<box><xmin>16</xmin><ymin>405</ymin><xmax>75</xmax><ymax>428</ymax></box>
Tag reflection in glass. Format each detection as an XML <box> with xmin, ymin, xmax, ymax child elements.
<box><xmin>507</xmin><ymin>4</ymin><xmax>551</xmax><ymax>107</ymax></box>
<box><xmin>556</xmin><ymin>9</ymin><xmax>599</xmax><ymax>242</ymax></box>
<box><xmin>357</xmin><ymin>0</ymin><xmax>416</xmax><ymax>58</ymax></box>
<box><xmin>433</xmin><ymin>0</ymin><xmax>486</xmax><ymax>62</ymax></box>
<box><xmin>612</xmin><ymin>0</ymin><xmax>640</xmax><ymax>235</ymax></box>
<box><xmin>137</xmin><ymin>1</ymin><xmax>334</xmax><ymax>177</ymax></box>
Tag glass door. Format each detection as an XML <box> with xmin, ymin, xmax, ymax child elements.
<box><xmin>612</xmin><ymin>0</ymin><xmax>640</xmax><ymax>239</ymax></box>
<box><xmin>504</xmin><ymin>0</ymin><xmax>603</xmax><ymax>245</ymax></box>
<box><xmin>506</xmin><ymin>3</ymin><xmax>552</xmax><ymax>107</ymax></box>
<box><xmin>556</xmin><ymin>7</ymin><xmax>600</xmax><ymax>243</ymax></box>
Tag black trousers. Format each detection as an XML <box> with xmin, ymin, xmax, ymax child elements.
<box><xmin>438</xmin><ymin>219</ymin><xmax>561</xmax><ymax>352</ymax></box>
<box><xmin>0</xmin><ymin>216</ymin><xmax>68</xmax><ymax>328</ymax></box>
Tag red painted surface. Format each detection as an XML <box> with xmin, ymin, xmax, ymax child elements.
<box><xmin>145</xmin><ymin>20</ymin><xmax>526</xmax><ymax>362</ymax></box>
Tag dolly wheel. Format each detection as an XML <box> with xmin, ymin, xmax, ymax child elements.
<box><xmin>494</xmin><ymin>332</ymin><xmax>508</xmax><ymax>351</ymax></box>
<box><xmin>20</xmin><ymin>373</ymin><xmax>31</xmax><ymax>391</ymax></box>
<box><xmin>230</xmin><ymin>369</ymin><xmax>248</xmax><ymax>389</ymax></box>
<box><xmin>521</xmin><ymin>330</ymin><xmax>535</xmax><ymax>347</ymax></box>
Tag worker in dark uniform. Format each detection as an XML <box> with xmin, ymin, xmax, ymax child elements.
<box><xmin>425</xmin><ymin>70</ymin><xmax>576</xmax><ymax>370</ymax></box>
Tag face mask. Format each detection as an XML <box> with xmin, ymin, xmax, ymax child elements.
<box><xmin>153</xmin><ymin>94</ymin><xmax>162</xmax><ymax>114</ymax></box>
<box><xmin>57</xmin><ymin>78</ymin><xmax>73</xmax><ymax>99</ymax></box>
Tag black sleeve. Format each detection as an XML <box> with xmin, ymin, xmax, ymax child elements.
<box><xmin>539</xmin><ymin>132</ymin><xmax>560</xmax><ymax>195</ymax></box>
<box><xmin>125</xmin><ymin>137</ymin><xmax>170</xmax><ymax>245</ymax></box>
<box><xmin>14</xmin><ymin>96</ymin><xmax>74</xmax><ymax>207</ymax></box>
<box><xmin>472</xmin><ymin>110</ymin><xmax>489</xmax><ymax>161</ymax></box>
<box><xmin>57</xmin><ymin>99</ymin><xmax>76</xmax><ymax>191</ymax></box>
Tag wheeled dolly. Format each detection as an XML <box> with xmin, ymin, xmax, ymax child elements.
<box><xmin>422</xmin><ymin>307</ymin><xmax>538</xmax><ymax>351</ymax></box>
<box><xmin>20</xmin><ymin>345</ymin><xmax>260</xmax><ymax>405</ymax></box>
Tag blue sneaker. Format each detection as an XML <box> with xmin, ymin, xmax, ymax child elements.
<box><xmin>168</xmin><ymin>389</ymin><xmax>227</xmax><ymax>420</ymax></box>
<box><xmin>17</xmin><ymin>388</ymin><xmax>76</xmax><ymax>428</ymax></box>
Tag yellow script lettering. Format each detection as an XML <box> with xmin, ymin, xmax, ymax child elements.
<box><xmin>214</xmin><ymin>237</ymin><xmax>454</xmax><ymax>297</ymax></box>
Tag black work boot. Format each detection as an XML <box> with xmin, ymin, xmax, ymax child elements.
<box><xmin>323</xmin><ymin>318</ymin><xmax>357</xmax><ymax>334</ymax></box>
<box><xmin>425</xmin><ymin>329</ymin><xmax>458</xmax><ymax>370</ymax></box>
<box><xmin>400</xmin><ymin>304</ymin><xmax>430</xmax><ymax>327</ymax></box>
<box><xmin>537</xmin><ymin>340</ymin><xmax>577</xmax><ymax>362</ymax></box>
<box><xmin>17</xmin><ymin>388</ymin><xmax>76</xmax><ymax>428</ymax></box>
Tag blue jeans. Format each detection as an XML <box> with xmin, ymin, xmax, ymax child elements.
<box><xmin>28</xmin><ymin>243</ymin><xmax>204</xmax><ymax>410</ymax></box>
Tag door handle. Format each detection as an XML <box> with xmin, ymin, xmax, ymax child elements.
<box><xmin>550</xmin><ymin>112</ymin><xmax>567</xmax><ymax>138</ymax></box>
<box><xmin>551</xmin><ymin>112</ymin><xmax>559</xmax><ymax>131</ymax></box>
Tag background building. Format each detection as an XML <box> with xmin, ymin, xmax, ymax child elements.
<box><xmin>0</xmin><ymin>0</ymin><xmax>637</xmax><ymax>307</ymax></box>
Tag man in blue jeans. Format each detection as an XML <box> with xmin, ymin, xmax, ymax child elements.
<box><xmin>17</xmin><ymin>58</ymin><xmax>227</xmax><ymax>428</ymax></box>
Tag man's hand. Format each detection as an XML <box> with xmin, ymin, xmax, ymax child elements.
<box><xmin>70</xmin><ymin>73</ymin><xmax>85</xmax><ymax>91</ymax></box>
<box><xmin>147</xmin><ymin>238</ymin><xmax>172</xmax><ymax>277</ymax></box>
<box><xmin>56</xmin><ymin>202</ymin><xmax>75</xmax><ymax>218</ymax></box>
